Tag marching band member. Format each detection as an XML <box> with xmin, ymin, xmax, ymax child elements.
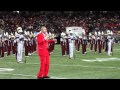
<box><xmin>13</xmin><ymin>37</ymin><xmax>17</xmax><ymax>60</ymax></box>
<box><xmin>24</xmin><ymin>35</ymin><xmax>29</xmax><ymax>57</ymax></box>
<box><xmin>11</xmin><ymin>35</ymin><xmax>16</xmax><ymax>55</ymax></box>
<box><xmin>107</xmin><ymin>34</ymin><xmax>114</xmax><ymax>56</ymax></box>
<box><xmin>101</xmin><ymin>35</ymin><xmax>105</xmax><ymax>50</ymax></box>
<box><xmin>68</xmin><ymin>30</ymin><xmax>76</xmax><ymax>59</ymax></box>
<box><xmin>48</xmin><ymin>32</ymin><xmax>55</xmax><ymax>54</ymax></box>
<box><xmin>16</xmin><ymin>27</ymin><xmax>24</xmax><ymax>63</ymax></box>
<box><xmin>4</xmin><ymin>36</ymin><xmax>7</xmax><ymax>53</ymax></box>
<box><xmin>60</xmin><ymin>32</ymin><xmax>66</xmax><ymax>56</ymax></box>
<box><xmin>94</xmin><ymin>35</ymin><xmax>97</xmax><ymax>52</ymax></box>
<box><xmin>28</xmin><ymin>36</ymin><xmax>32</xmax><ymax>56</ymax></box>
<box><xmin>89</xmin><ymin>33</ymin><xmax>92</xmax><ymax>50</ymax></box>
<box><xmin>32</xmin><ymin>36</ymin><xmax>37</xmax><ymax>53</ymax></box>
<box><xmin>51</xmin><ymin>33</ymin><xmax>55</xmax><ymax>53</ymax></box>
<box><xmin>31</xmin><ymin>36</ymin><xmax>35</xmax><ymax>54</ymax></box>
<box><xmin>77</xmin><ymin>35</ymin><xmax>82</xmax><ymax>52</ymax></box>
<box><xmin>65</xmin><ymin>33</ymin><xmax>69</xmax><ymax>55</ymax></box>
<box><xmin>7</xmin><ymin>35</ymin><xmax>12</xmax><ymax>56</ymax></box>
<box><xmin>104</xmin><ymin>36</ymin><xmax>108</xmax><ymax>52</ymax></box>
<box><xmin>97</xmin><ymin>35</ymin><xmax>102</xmax><ymax>53</ymax></box>
<box><xmin>89</xmin><ymin>36</ymin><xmax>92</xmax><ymax>50</ymax></box>
<box><xmin>82</xmin><ymin>34</ymin><xmax>87</xmax><ymax>55</ymax></box>
<box><xmin>0</xmin><ymin>37</ymin><xmax>5</xmax><ymax>59</ymax></box>
<box><xmin>74</xmin><ymin>33</ymin><xmax>79</xmax><ymax>52</ymax></box>
<box><xmin>4</xmin><ymin>36</ymin><xmax>11</xmax><ymax>56</ymax></box>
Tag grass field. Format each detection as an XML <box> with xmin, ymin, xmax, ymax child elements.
<box><xmin>0</xmin><ymin>43</ymin><xmax>120</xmax><ymax>79</ymax></box>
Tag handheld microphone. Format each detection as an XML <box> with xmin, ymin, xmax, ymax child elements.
<box><xmin>45</xmin><ymin>32</ymin><xmax>49</xmax><ymax>40</ymax></box>
<box><xmin>45</xmin><ymin>32</ymin><xmax>49</xmax><ymax>35</ymax></box>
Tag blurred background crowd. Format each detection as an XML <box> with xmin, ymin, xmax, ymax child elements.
<box><xmin>1</xmin><ymin>11</ymin><xmax>120</xmax><ymax>35</ymax></box>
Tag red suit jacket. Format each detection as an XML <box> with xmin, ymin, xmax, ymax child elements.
<box><xmin>37</xmin><ymin>33</ymin><xmax>54</xmax><ymax>56</ymax></box>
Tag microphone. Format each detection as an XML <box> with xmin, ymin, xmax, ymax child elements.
<box><xmin>45</xmin><ymin>32</ymin><xmax>48</xmax><ymax>35</ymax></box>
<box><xmin>45</xmin><ymin>32</ymin><xmax>49</xmax><ymax>40</ymax></box>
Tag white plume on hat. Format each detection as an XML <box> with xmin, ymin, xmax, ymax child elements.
<box><xmin>11</xmin><ymin>32</ymin><xmax>13</xmax><ymax>36</ymax></box>
<box><xmin>4</xmin><ymin>32</ymin><xmax>6</xmax><ymax>36</ymax></box>
<box><xmin>24</xmin><ymin>31</ymin><xmax>27</xmax><ymax>35</ymax></box>
<box><xmin>107</xmin><ymin>30</ymin><xmax>110</xmax><ymax>34</ymax></box>
<box><xmin>82</xmin><ymin>29</ymin><xmax>85</xmax><ymax>35</ymax></box>
<box><xmin>8</xmin><ymin>35</ymin><xmax>11</xmax><ymax>39</ymax></box>
<box><xmin>17</xmin><ymin>27</ymin><xmax>23</xmax><ymax>33</ymax></box>
<box><xmin>89</xmin><ymin>33</ymin><xmax>92</xmax><ymax>36</ymax></box>
<box><xmin>101</xmin><ymin>31</ymin><xmax>104</xmax><ymax>35</ymax></box>
<box><xmin>95</xmin><ymin>31</ymin><xmax>97</xmax><ymax>35</ymax></box>
<box><xmin>110</xmin><ymin>31</ymin><xmax>113</xmax><ymax>35</ymax></box>
<box><xmin>15</xmin><ymin>32</ymin><xmax>18</xmax><ymax>36</ymax></box>
<box><xmin>11</xmin><ymin>35</ymin><xmax>15</xmax><ymax>38</ymax></box>
<box><xmin>6</xmin><ymin>32</ymin><xmax>8</xmax><ymax>36</ymax></box>
<box><xmin>61</xmin><ymin>32</ymin><xmax>66</xmax><ymax>37</ymax></box>
<box><xmin>27</xmin><ymin>31</ymin><xmax>30</xmax><ymax>35</ymax></box>
<box><xmin>98</xmin><ymin>31</ymin><xmax>101</xmax><ymax>35</ymax></box>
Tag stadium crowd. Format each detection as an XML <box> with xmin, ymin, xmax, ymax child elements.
<box><xmin>0</xmin><ymin>11</ymin><xmax>120</xmax><ymax>35</ymax></box>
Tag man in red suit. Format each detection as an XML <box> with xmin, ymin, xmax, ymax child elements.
<box><xmin>36</xmin><ymin>26</ymin><xmax>55</xmax><ymax>79</ymax></box>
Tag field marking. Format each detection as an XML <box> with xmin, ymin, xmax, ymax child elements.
<box><xmin>50</xmin><ymin>64</ymin><xmax>120</xmax><ymax>69</ymax></box>
<box><xmin>0</xmin><ymin>73</ymin><xmax>68</xmax><ymax>79</ymax></box>
<box><xmin>50</xmin><ymin>76</ymin><xmax>67</xmax><ymax>79</ymax></box>
<box><xmin>1</xmin><ymin>61</ymin><xmax>120</xmax><ymax>70</ymax></box>
<box><xmin>0</xmin><ymin>68</ymin><xmax>14</xmax><ymax>72</ymax></box>
<box><xmin>1</xmin><ymin>63</ymin><xmax>120</xmax><ymax>78</ymax></box>
<box><xmin>0</xmin><ymin>73</ymin><xmax>35</xmax><ymax>77</ymax></box>
<box><xmin>25</xmin><ymin>63</ymin><xmax>120</xmax><ymax>70</ymax></box>
<box><xmin>82</xmin><ymin>57</ymin><xmax>120</xmax><ymax>62</ymax></box>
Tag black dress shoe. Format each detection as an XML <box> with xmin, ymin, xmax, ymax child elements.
<box><xmin>43</xmin><ymin>76</ymin><xmax>50</xmax><ymax>78</ymax></box>
<box><xmin>37</xmin><ymin>77</ymin><xmax>44</xmax><ymax>79</ymax></box>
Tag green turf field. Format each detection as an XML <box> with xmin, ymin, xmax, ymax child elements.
<box><xmin>0</xmin><ymin>43</ymin><xmax>120</xmax><ymax>79</ymax></box>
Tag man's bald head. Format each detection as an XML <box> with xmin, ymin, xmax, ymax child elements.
<box><xmin>40</xmin><ymin>26</ymin><xmax>47</xmax><ymax>33</ymax></box>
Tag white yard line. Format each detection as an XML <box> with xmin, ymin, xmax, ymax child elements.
<box><xmin>0</xmin><ymin>73</ymin><xmax>68</xmax><ymax>79</ymax></box>
<box><xmin>82</xmin><ymin>57</ymin><xmax>120</xmax><ymax>62</ymax></box>
<box><xmin>1</xmin><ymin>62</ymin><xmax>120</xmax><ymax>79</ymax></box>
<box><xmin>26</xmin><ymin>63</ymin><xmax>120</xmax><ymax>70</ymax></box>
<box><xmin>0</xmin><ymin>68</ymin><xmax>14</xmax><ymax>72</ymax></box>
<box><xmin>0</xmin><ymin>73</ymin><xmax>35</xmax><ymax>77</ymax></box>
<box><xmin>1</xmin><ymin>61</ymin><xmax>120</xmax><ymax>70</ymax></box>
<box><xmin>50</xmin><ymin>76</ymin><xmax>67</xmax><ymax>79</ymax></box>
<box><xmin>50</xmin><ymin>64</ymin><xmax>120</xmax><ymax>69</ymax></box>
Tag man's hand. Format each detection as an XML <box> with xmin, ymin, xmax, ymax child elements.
<box><xmin>53</xmin><ymin>39</ymin><xmax>57</xmax><ymax>43</ymax></box>
<box><xmin>45</xmin><ymin>33</ymin><xmax>49</xmax><ymax>40</ymax></box>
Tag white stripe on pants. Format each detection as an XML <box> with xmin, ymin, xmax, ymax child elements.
<box><xmin>108</xmin><ymin>42</ymin><xmax>111</xmax><ymax>55</ymax></box>
<box><xmin>17</xmin><ymin>43</ymin><xmax>23</xmax><ymax>62</ymax></box>
<box><xmin>69</xmin><ymin>42</ymin><xmax>74</xmax><ymax>58</ymax></box>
